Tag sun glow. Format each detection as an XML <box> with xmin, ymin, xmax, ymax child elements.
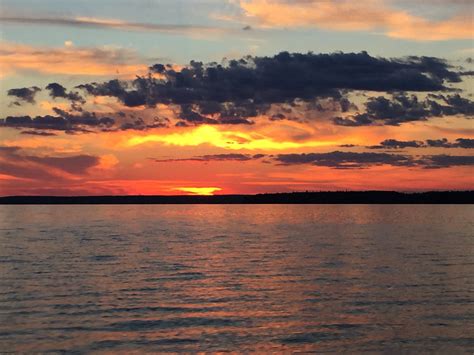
<box><xmin>126</xmin><ymin>125</ymin><xmax>337</xmax><ymax>150</ymax></box>
<box><xmin>172</xmin><ymin>187</ymin><xmax>222</xmax><ymax>195</ymax></box>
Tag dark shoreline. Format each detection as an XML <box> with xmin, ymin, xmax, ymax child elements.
<box><xmin>0</xmin><ymin>191</ymin><xmax>473</xmax><ymax>204</ymax></box>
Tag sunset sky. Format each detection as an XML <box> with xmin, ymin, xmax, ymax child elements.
<box><xmin>0</xmin><ymin>0</ymin><xmax>473</xmax><ymax>195</ymax></box>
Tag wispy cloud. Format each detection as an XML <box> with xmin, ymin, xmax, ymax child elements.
<box><xmin>234</xmin><ymin>0</ymin><xmax>473</xmax><ymax>41</ymax></box>
<box><xmin>0</xmin><ymin>41</ymin><xmax>147</xmax><ymax>77</ymax></box>
<box><xmin>0</xmin><ymin>15</ymin><xmax>248</xmax><ymax>36</ymax></box>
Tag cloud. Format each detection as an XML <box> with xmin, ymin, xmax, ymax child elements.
<box><xmin>274</xmin><ymin>150</ymin><xmax>474</xmax><ymax>169</ymax></box>
<box><xmin>45</xmin><ymin>83</ymin><xmax>85</xmax><ymax>103</ymax></box>
<box><xmin>75</xmin><ymin>52</ymin><xmax>461</xmax><ymax>126</ymax></box>
<box><xmin>368</xmin><ymin>138</ymin><xmax>474</xmax><ymax>149</ymax></box>
<box><xmin>0</xmin><ymin>146</ymin><xmax>101</xmax><ymax>180</ymax></box>
<box><xmin>422</xmin><ymin>155</ymin><xmax>474</xmax><ymax>168</ymax></box>
<box><xmin>275</xmin><ymin>151</ymin><xmax>416</xmax><ymax>169</ymax></box>
<box><xmin>0</xmin><ymin>113</ymin><xmax>115</xmax><ymax>133</ymax></box>
<box><xmin>334</xmin><ymin>93</ymin><xmax>474</xmax><ymax>126</ymax></box>
<box><xmin>7</xmin><ymin>86</ymin><xmax>41</xmax><ymax>105</ymax></box>
<box><xmin>367</xmin><ymin>139</ymin><xmax>425</xmax><ymax>149</ymax></box>
<box><xmin>152</xmin><ymin>153</ymin><xmax>266</xmax><ymax>162</ymax></box>
<box><xmin>426</xmin><ymin>138</ymin><xmax>474</xmax><ymax>149</ymax></box>
<box><xmin>237</xmin><ymin>0</ymin><xmax>473</xmax><ymax>41</ymax></box>
<box><xmin>453</xmin><ymin>138</ymin><xmax>474</xmax><ymax>149</ymax></box>
<box><xmin>1</xmin><ymin>102</ymin><xmax>175</xmax><ymax>134</ymax></box>
<box><xmin>0</xmin><ymin>41</ymin><xmax>147</xmax><ymax>77</ymax></box>
<box><xmin>2</xmin><ymin>51</ymin><xmax>471</xmax><ymax>137</ymax></box>
<box><xmin>0</xmin><ymin>15</ymin><xmax>244</xmax><ymax>36</ymax></box>
<box><xmin>20</xmin><ymin>130</ymin><xmax>57</xmax><ymax>137</ymax></box>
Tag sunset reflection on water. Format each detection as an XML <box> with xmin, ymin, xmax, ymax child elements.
<box><xmin>0</xmin><ymin>205</ymin><xmax>473</xmax><ymax>353</ymax></box>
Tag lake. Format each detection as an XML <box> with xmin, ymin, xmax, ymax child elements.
<box><xmin>0</xmin><ymin>205</ymin><xmax>473</xmax><ymax>353</ymax></box>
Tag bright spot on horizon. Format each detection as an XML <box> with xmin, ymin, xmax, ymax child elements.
<box><xmin>64</xmin><ymin>40</ymin><xmax>74</xmax><ymax>47</ymax></box>
<box><xmin>172</xmin><ymin>187</ymin><xmax>222</xmax><ymax>196</ymax></box>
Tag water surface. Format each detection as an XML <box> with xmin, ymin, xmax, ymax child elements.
<box><xmin>0</xmin><ymin>205</ymin><xmax>473</xmax><ymax>353</ymax></box>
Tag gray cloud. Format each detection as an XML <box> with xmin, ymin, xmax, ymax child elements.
<box><xmin>46</xmin><ymin>83</ymin><xmax>85</xmax><ymax>104</ymax></box>
<box><xmin>73</xmin><ymin>51</ymin><xmax>464</xmax><ymax>125</ymax></box>
<box><xmin>7</xmin><ymin>86</ymin><xmax>41</xmax><ymax>105</ymax></box>
<box><xmin>0</xmin><ymin>113</ymin><xmax>113</xmax><ymax>133</ymax></box>
<box><xmin>367</xmin><ymin>139</ymin><xmax>425</xmax><ymax>149</ymax></box>
<box><xmin>0</xmin><ymin>15</ymin><xmax>244</xmax><ymax>36</ymax></box>
<box><xmin>274</xmin><ymin>151</ymin><xmax>474</xmax><ymax>169</ymax></box>
<box><xmin>368</xmin><ymin>138</ymin><xmax>474</xmax><ymax>149</ymax></box>
<box><xmin>151</xmin><ymin>149</ymin><xmax>474</xmax><ymax>170</ymax></box>
<box><xmin>0</xmin><ymin>146</ymin><xmax>100</xmax><ymax>180</ymax></box>
<box><xmin>275</xmin><ymin>151</ymin><xmax>416</xmax><ymax>169</ymax></box>
<box><xmin>153</xmin><ymin>153</ymin><xmax>266</xmax><ymax>163</ymax></box>
<box><xmin>3</xmin><ymin>51</ymin><xmax>472</xmax><ymax>132</ymax></box>
<box><xmin>422</xmin><ymin>155</ymin><xmax>474</xmax><ymax>169</ymax></box>
<box><xmin>426</xmin><ymin>137</ymin><xmax>474</xmax><ymax>149</ymax></box>
<box><xmin>334</xmin><ymin>93</ymin><xmax>474</xmax><ymax>126</ymax></box>
<box><xmin>20</xmin><ymin>130</ymin><xmax>57</xmax><ymax>137</ymax></box>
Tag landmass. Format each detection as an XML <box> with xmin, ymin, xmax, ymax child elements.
<box><xmin>0</xmin><ymin>191</ymin><xmax>473</xmax><ymax>204</ymax></box>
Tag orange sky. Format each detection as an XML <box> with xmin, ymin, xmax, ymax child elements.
<box><xmin>1</xmin><ymin>1</ymin><xmax>473</xmax><ymax>195</ymax></box>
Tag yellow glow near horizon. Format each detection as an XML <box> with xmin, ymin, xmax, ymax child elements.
<box><xmin>126</xmin><ymin>125</ymin><xmax>337</xmax><ymax>150</ymax></box>
<box><xmin>172</xmin><ymin>187</ymin><xmax>222</xmax><ymax>195</ymax></box>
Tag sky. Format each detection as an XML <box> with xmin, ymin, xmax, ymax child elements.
<box><xmin>0</xmin><ymin>0</ymin><xmax>473</xmax><ymax>196</ymax></box>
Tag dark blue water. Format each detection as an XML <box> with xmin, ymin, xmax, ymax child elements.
<box><xmin>0</xmin><ymin>205</ymin><xmax>473</xmax><ymax>353</ymax></box>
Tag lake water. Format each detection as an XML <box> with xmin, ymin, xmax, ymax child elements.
<box><xmin>0</xmin><ymin>205</ymin><xmax>473</xmax><ymax>353</ymax></box>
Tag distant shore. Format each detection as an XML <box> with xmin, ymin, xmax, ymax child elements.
<box><xmin>0</xmin><ymin>191</ymin><xmax>473</xmax><ymax>204</ymax></box>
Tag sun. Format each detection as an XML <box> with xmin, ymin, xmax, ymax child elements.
<box><xmin>172</xmin><ymin>187</ymin><xmax>222</xmax><ymax>196</ymax></box>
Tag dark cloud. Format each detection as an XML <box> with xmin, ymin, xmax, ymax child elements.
<box><xmin>7</xmin><ymin>86</ymin><xmax>41</xmax><ymax>105</ymax></box>
<box><xmin>46</xmin><ymin>83</ymin><xmax>69</xmax><ymax>98</ymax></box>
<box><xmin>368</xmin><ymin>137</ymin><xmax>474</xmax><ymax>149</ymax></box>
<box><xmin>422</xmin><ymin>155</ymin><xmax>474</xmax><ymax>169</ymax></box>
<box><xmin>2</xmin><ymin>115</ymin><xmax>68</xmax><ymax>130</ymax></box>
<box><xmin>367</xmin><ymin>139</ymin><xmax>425</xmax><ymax>149</ymax></box>
<box><xmin>426</xmin><ymin>138</ymin><xmax>452</xmax><ymax>148</ymax></box>
<box><xmin>152</xmin><ymin>149</ymin><xmax>474</xmax><ymax>170</ymax></box>
<box><xmin>46</xmin><ymin>83</ymin><xmax>85</xmax><ymax>103</ymax></box>
<box><xmin>3</xmin><ymin>52</ymin><xmax>470</xmax><ymax>132</ymax></box>
<box><xmin>270</xmin><ymin>113</ymin><xmax>286</xmax><ymax>121</ymax></box>
<box><xmin>275</xmin><ymin>151</ymin><xmax>415</xmax><ymax>169</ymax></box>
<box><xmin>454</xmin><ymin>138</ymin><xmax>474</xmax><ymax>148</ymax></box>
<box><xmin>118</xmin><ymin>116</ymin><xmax>170</xmax><ymax>131</ymax></box>
<box><xmin>0</xmin><ymin>111</ymin><xmax>115</xmax><ymax>133</ymax></box>
<box><xmin>149</xmin><ymin>63</ymin><xmax>167</xmax><ymax>73</ymax></box>
<box><xmin>426</xmin><ymin>137</ymin><xmax>474</xmax><ymax>148</ymax></box>
<box><xmin>334</xmin><ymin>93</ymin><xmax>474</xmax><ymax>126</ymax></box>
<box><xmin>153</xmin><ymin>153</ymin><xmax>266</xmax><ymax>163</ymax></box>
<box><xmin>0</xmin><ymin>146</ymin><xmax>100</xmax><ymax>180</ymax></box>
<box><xmin>76</xmin><ymin>52</ymin><xmax>462</xmax><ymax>125</ymax></box>
<box><xmin>179</xmin><ymin>104</ymin><xmax>219</xmax><ymax>124</ymax></box>
<box><xmin>51</xmin><ymin>108</ymin><xmax>115</xmax><ymax>127</ymax></box>
<box><xmin>20</xmin><ymin>130</ymin><xmax>57</xmax><ymax>136</ymax></box>
<box><xmin>432</xmin><ymin>94</ymin><xmax>474</xmax><ymax>115</ymax></box>
<box><xmin>333</xmin><ymin>113</ymin><xmax>373</xmax><ymax>126</ymax></box>
<box><xmin>274</xmin><ymin>151</ymin><xmax>474</xmax><ymax>169</ymax></box>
